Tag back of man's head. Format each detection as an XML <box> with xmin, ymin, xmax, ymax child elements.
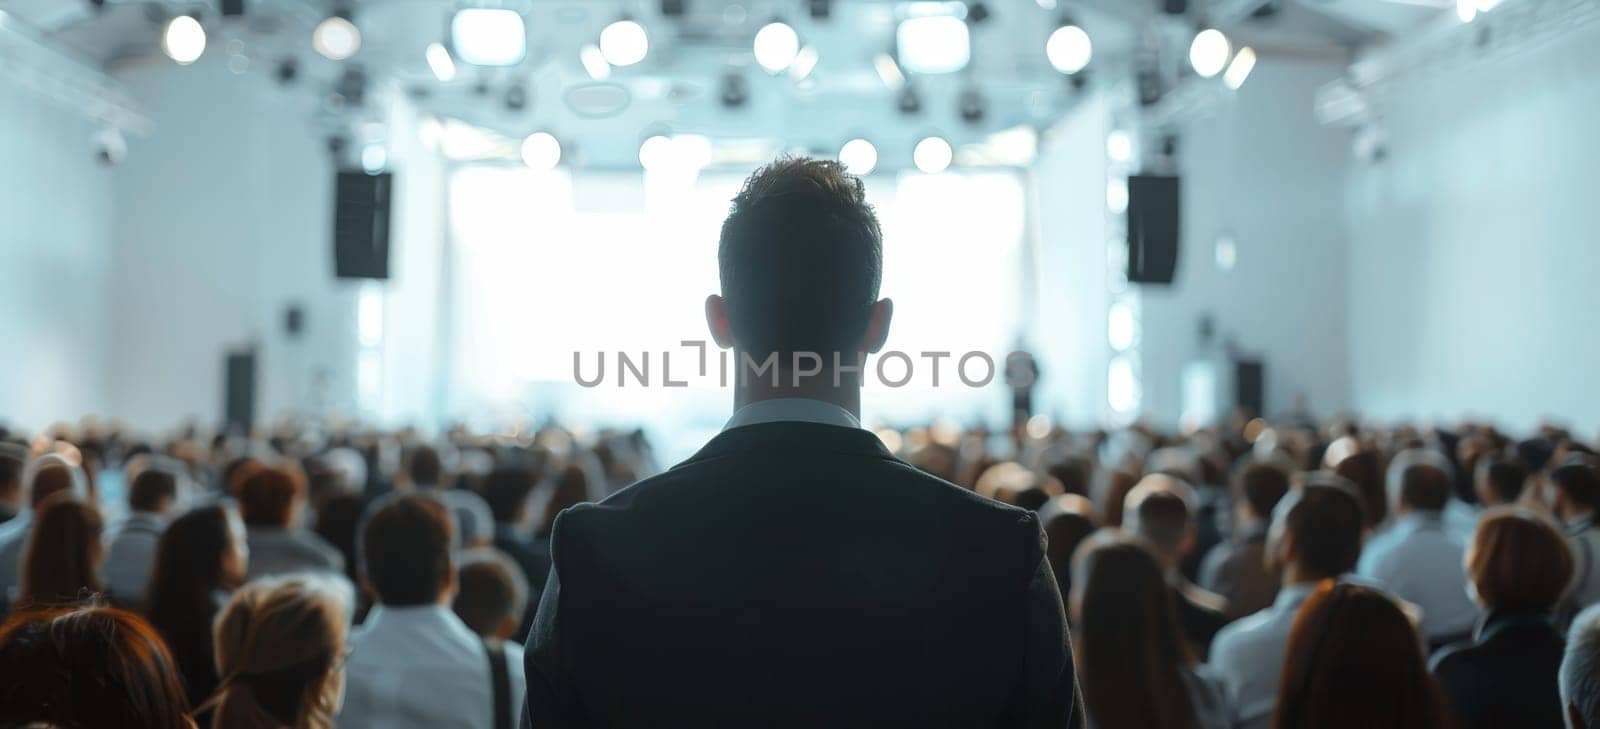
<box><xmin>128</xmin><ymin>468</ymin><xmax>178</xmax><ymax>513</ymax></box>
<box><xmin>1398</xmin><ymin>462</ymin><xmax>1452</xmax><ymax>513</ymax></box>
<box><xmin>0</xmin><ymin>443</ymin><xmax>26</xmax><ymax>501</ymax></box>
<box><xmin>1277</xmin><ymin>474</ymin><xmax>1366</xmax><ymax>581</ymax></box>
<box><xmin>24</xmin><ymin>455</ymin><xmax>85</xmax><ymax>510</ymax></box>
<box><xmin>362</xmin><ymin>494</ymin><xmax>453</xmax><ymax>607</ymax></box>
<box><xmin>1563</xmin><ymin>604</ymin><xmax>1600</xmax><ymax>729</ymax></box>
<box><xmin>1122</xmin><ymin>475</ymin><xmax>1195</xmax><ymax>565</ymax></box>
<box><xmin>481</xmin><ymin>468</ymin><xmax>536</xmax><ymax>526</ymax></box>
<box><xmin>453</xmin><ymin>550</ymin><xmax>527</xmax><ymax>640</ymax></box>
<box><xmin>406</xmin><ymin>445</ymin><xmax>444</xmax><ymax>489</ymax></box>
<box><xmin>237</xmin><ymin>466</ymin><xmax>301</xmax><ymax>527</ymax></box>
<box><xmin>1477</xmin><ymin>457</ymin><xmax>1527</xmax><ymax>505</ymax></box>
<box><xmin>1235</xmin><ymin>460</ymin><xmax>1290</xmax><ymax>521</ymax></box>
<box><xmin>1554</xmin><ymin>463</ymin><xmax>1600</xmax><ymax>513</ymax></box>
<box><xmin>718</xmin><ymin>157</ymin><xmax>882</xmax><ymax>357</ymax></box>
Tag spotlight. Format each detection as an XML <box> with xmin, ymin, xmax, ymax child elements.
<box><xmin>504</xmin><ymin>84</ymin><xmax>528</xmax><ymax>112</ymax></box>
<box><xmin>162</xmin><ymin>14</ymin><xmax>206</xmax><ymax>65</ymax></box>
<box><xmin>1457</xmin><ymin>0</ymin><xmax>1476</xmax><ymax>22</ymax></box>
<box><xmin>897</xmin><ymin>85</ymin><xmax>921</xmax><ymax>114</ymax></box>
<box><xmin>92</xmin><ymin>127</ymin><xmax>126</xmax><ymax>167</ymax></box>
<box><xmin>838</xmin><ymin>138</ymin><xmax>877</xmax><ymax>175</ymax></box>
<box><xmin>639</xmin><ymin>134</ymin><xmax>711</xmax><ymax>172</ymax></box>
<box><xmin>958</xmin><ymin>89</ymin><xmax>984</xmax><ymax>124</ymax></box>
<box><xmin>789</xmin><ymin>46</ymin><xmax>819</xmax><ymax>82</ymax></box>
<box><xmin>580</xmin><ymin>44</ymin><xmax>611</xmax><ymax>80</ymax></box>
<box><xmin>720</xmin><ymin>73</ymin><xmax>749</xmax><ymax>108</ymax></box>
<box><xmin>1189</xmin><ymin>28</ymin><xmax>1230</xmax><ymax>79</ymax></box>
<box><xmin>521</xmin><ymin>132</ymin><xmax>561</xmax><ymax>170</ymax></box>
<box><xmin>361</xmin><ymin>143</ymin><xmax>387</xmax><ymax>174</ymax></box>
<box><xmin>639</xmin><ymin>134</ymin><xmax>672</xmax><ymax>170</ymax></box>
<box><xmin>1223</xmin><ymin>46</ymin><xmax>1256</xmax><ymax>90</ymax></box>
<box><xmin>1106</xmin><ymin>130</ymin><xmax>1132</xmax><ymax>162</ymax></box>
<box><xmin>312</xmin><ymin>11</ymin><xmax>360</xmax><ymax>61</ymax></box>
<box><xmin>913</xmin><ymin>136</ymin><xmax>952</xmax><ymax>174</ymax></box>
<box><xmin>450</xmin><ymin>8</ymin><xmax>526</xmax><ymax>66</ymax></box>
<box><xmin>1046</xmin><ymin>22</ymin><xmax>1091</xmax><ymax>75</ymax></box>
<box><xmin>426</xmin><ymin>42</ymin><xmax>456</xmax><ymax>82</ymax></box>
<box><xmin>753</xmin><ymin>21</ymin><xmax>799</xmax><ymax>73</ymax></box>
<box><xmin>600</xmin><ymin>18</ymin><xmax>648</xmax><ymax>67</ymax></box>
<box><xmin>896</xmin><ymin>15</ymin><xmax>969</xmax><ymax>74</ymax></box>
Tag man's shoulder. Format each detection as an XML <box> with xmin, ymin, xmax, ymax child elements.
<box><xmin>1211</xmin><ymin>606</ymin><xmax>1279</xmax><ymax>658</ymax></box>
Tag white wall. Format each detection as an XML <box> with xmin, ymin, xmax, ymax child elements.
<box><xmin>1346</xmin><ymin>23</ymin><xmax>1600</xmax><ymax>434</ymax></box>
<box><xmin>1139</xmin><ymin>57</ymin><xmax>1353</xmax><ymax>425</ymax></box>
<box><xmin>0</xmin><ymin>78</ymin><xmax>116</xmax><ymax>429</ymax></box>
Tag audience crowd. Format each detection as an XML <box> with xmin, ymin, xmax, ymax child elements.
<box><xmin>0</xmin><ymin>412</ymin><xmax>1598</xmax><ymax>728</ymax></box>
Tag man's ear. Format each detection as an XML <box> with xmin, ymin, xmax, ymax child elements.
<box><xmin>706</xmin><ymin>294</ymin><xmax>734</xmax><ymax>349</ymax></box>
<box><xmin>861</xmin><ymin>298</ymin><xmax>894</xmax><ymax>354</ymax></box>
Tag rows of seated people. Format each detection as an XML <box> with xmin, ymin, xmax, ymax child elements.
<box><xmin>1</xmin><ymin>416</ymin><xmax>1599</xmax><ymax>729</ymax></box>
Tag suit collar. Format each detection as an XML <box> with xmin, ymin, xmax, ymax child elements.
<box><xmin>680</xmin><ymin>421</ymin><xmax>895</xmax><ymax>468</ymax></box>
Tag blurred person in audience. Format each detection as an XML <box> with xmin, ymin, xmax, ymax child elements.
<box><xmin>238</xmin><ymin>465</ymin><xmax>344</xmax><ymax>579</ymax></box>
<box><xmin>17</xmin><ymin>496</ymin><xmax>104</xmax><ymax>610</ymax></box>
<box><xmin>1331</xmin><ymin>449</ymin><xmax>1387</xmax><ymax>531</ymax></box>
<box><xmin>535</xmin><ymin>463</ymin><xmax>589</xmax><ymax>547</ymax></box>
<box><xmin>404</xmin><ymin>444</ymin><xmax>495</xmax><ymax>550</ymax></box>
<box><xmin>1273</xmin><ymin>581</ymin><xmax>1450</xmax><ymax>729</ymax></box>
<box><xmin>102</xmin><ymin>460</ymin><xmax>179</xmax><ymax>602</ymax></box>
<box><xmin>0</xmin><ymin>605</ymin><xmax>196</xmax><ymax>729</ymax></box>
<box><xmin>1210</xmin><ymin>474</ymin><xmax>1366</xmax><ymax>729</ymax></box>
<box><xmin>976</xmin><ymin>461</ymin><xmax>1063</xmax><ymax>511</ymax></box>
<box><xmin>1124</xmin><ymin>475</ymin><xmax>1229</xmax><ymax>659</ymax></box>
<box><xmin>0</xmin><ymin>453</ymin><xmax>88</xmax><ymax>604</ymax></box>
<box><xmin>1475</xmin><ymin>456</ymin><xmax>1527</xmax><ymax>507</ymax></box>
<box><xmin>1200</xmin><ymin>460</ymin><xmax>1290</xmax><ymax>619</ymax></box>
<box><xmin>1071</xmin><ymin>534</ymin><xmax>1232</xmax><ymax>729</ymax></box>
<box><xmin>0</xmin><ymin>443</ymin><xmax>25</xmax><ymax>525</ymax></box>
<box><xmin>1040</xmin><ymin>494</ymin><xmax>1098</xmax><ymax>604</ymax></box>
<box><xmin>1102</xmin><ymin>468</ymin><xmax>1141</xmax><ymax>528</ymax></box>
<box><xmin>453</xmin><ymin>549</ymin><xmax>528</xmax><ymax>647</ymax></box>
<box><xmin>1554</xmin><ymin>463</ymin><xmax>1600</xmax><ymax>611</ymax></box>
<box><xmin>343</xmin><ymin>494</ymin><xmax>524</xmax><ymax>729</ymax></box>
<box><xmin>1563</xmin><ymin>603</ymin><xmax>1600</xmax><ymax>729</ymax></box>
<box><xmin>481</xmin><ymin>467</ymin><xmax>548</xmax><ymax>639</ymax></box>
<box><xmin>1358</xmin><ymin>454</ymin><xmax>1478</xmax><ymax>647</ymax></box>
<box><xmin>211</xmin><ymin>574</ymin><xmax>352</xmax><ymax>729</ymax></box>
<box><xmin>313</xmin><ymin>491</ymin><xmax>367</xmax><ymax>593</ymax></box>
<box><xmin>1432</xmin><ymin>507</ymin><xmax>1572</xmax><ymax>729</ymax></box>
<box><xmin>1045</xmin><ymin>454</ymin><xmax>1093</xmax><ymax>499</ymax></box>
<box><xmin>144</xmin><ymin>504</ymin><xmax>249</xmax><ymax>710</ymax></box>
<box><xmin>524</xmin><ymin>158</ymin><xmax>1083</xmax><ymax>727</ymax></box>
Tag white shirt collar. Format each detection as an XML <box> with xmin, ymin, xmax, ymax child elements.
<box><xmin>723</xmin><ymin>398</ymin><xmax>861</xmax><ymax>431</ymax></box>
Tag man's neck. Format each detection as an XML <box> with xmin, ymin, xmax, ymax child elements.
<box><xmin>1282</xmin><ymin>564</ymin><xmax>1331</xmax><ymax>589</ymax></box>
<box><xmin>732</xmin><ymin>357</ymin><xmax>862</xmax><ymax>420</ymax></box>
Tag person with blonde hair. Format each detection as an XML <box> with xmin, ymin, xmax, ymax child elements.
<box><xmin>209</xmin><ymin>574</ymin><xmax>352</xmax><ymax>729</ymax></box>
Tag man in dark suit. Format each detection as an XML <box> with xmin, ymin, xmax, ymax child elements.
<box><xmin>523</xmin><ymin>157</ymin><xmax>1083</xmax><ymax>728</ymax></box>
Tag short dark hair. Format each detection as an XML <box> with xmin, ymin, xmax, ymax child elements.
<box><xmin>718</xmin><ymin>157</ymin><xmax>883</xmax><ymax>357</ymax></box>
<box><xmin>0</xmin><ymin>444</ymin><xmax>25</xmax><ymax>495</ymax></box>
<box><xmin>1554</xmin><ymin>463</ymin><xmax>1600</xmax><ymax>511</ymax></box>
<box><xmin>406</xmin><ymin>445</ymin><xmax>443</xmax><ymax>488</ymax></box>
<box><xmin>128</xmin><ymin>469</ymin><xmax>177</xmax><ymax>512</ymax></box>
<box><xmin>29</xmin><ymin>465</ymin><xmax>76</xmax><ymax>510</ymax></box>
<box><xmin>481</xmin><ymin>468</ymin><xmax>536</xmax><ymax>526</ymax></box>
<box><xmin>452</xmin><ymin>552</ymin><xmax>525</xmax><ymax>638</ymax></box>
<box><xmin>361</xmin><ymin>494</ymin><xmax>453</xmax><ymax>606</ymax></box>
<box><xmin>237</xmin><ymin>466</ymin><xmax>301</xmax><ymax>527</ymax></box>
<box><xmin>1399</xmin><ymin>462</ymin><xmax>1452</xmax><ymax>512</ymax></box>
<box><xmin>1469</xmin><ymin>507</ymin><xmax>1572</xmax><ymax>613</ymax></box>
<box><xmin>1127</xmin><ymin>487</ymin><xmax>1191</xmax><ymax>556</ymax></box>
<box><xmin>1282</xmin><ymin>477</ymin><xmax>1366</xmax><ymax>580</ymax></box>
<box><xmin>1235</xmin><ymin>461</ymin><xmax>1290</xmax><ymax>519</ymax></box>
<box><xmin>1478</xmin><ymin>458</ymin><xmax>1527</xmax><ymax>504</ymax></box>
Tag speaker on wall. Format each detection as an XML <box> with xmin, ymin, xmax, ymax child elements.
<box><xmin>223</xmin><ymin>350</ymin><xmax>257</xmax><ymax>436</ymax></box>
<box><xmin>333</xmin><ymin>171</ymin><xmax>392</xmax><ymax>280</ymax></box>
<box><xmin>1234</xmin><ymin>358</ymin><xmax>1265</xmax><ymax>419</ymax></box>
<box><xmin>1127</xmin><ymin>174</ymin><xmax>1180</xmax><ymax>285</ymax></box>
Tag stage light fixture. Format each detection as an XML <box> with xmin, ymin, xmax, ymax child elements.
<box><xmin>361</xmin><ymin>143</ymin><xmax>386</xmax><ymax>174</ymax></box>
<box><xmin>600</xmin><ymin>18</ymin><xmax>649</xmax><ymax>67</ymax></box>
<box><xmin>896</xmin><ymin>85</ymin><xmax>921</xmax><ymax>114</ymax></box>
<box><xmin>312</xmin><ymin>12</ymin><xmax>360</xmax><ymax>61</ymax></box>
<box><xmin>720</xmin><ymin>73</ymin><xmax>749</xmax><ymax>108</ymax></box>
<box><xmin>1189</xmin><ymin>28</ymin><xmax>1230</xmax><ymax>79</ymax></box>
<box><xmin>521</xmin><ymin>132</ymin><xmax>561</xmax><ymax>170</ymax></box>
<box><xmin>754</xmin><ymin>21</ymin><xmax>799</xmax><ymax>73</ymax></box>
<box><xmin>425</xmin><ymin>42</ymin><xmax>456</xmax><ymax>82</ymax></box>
<box><xmin>896</xmin><ymin>15</ymin><xmax>969</xmax><ymax>74</ymax></box>
<box><xmin>503</xmin><ymin>84</ymin><xmax>527</xmax><ymax>112</ymax></box>
<box><xmin>913</xmin><ymin>136</ymin><xmax>952</xmax><ymax>174</ymax></box>
<box><xmin>838</xmin><ymin>138</ymin><xmax>877</xmax><ymax>175</ymax></box>
<box><xmin>1046</xmin><ymin>22</ymin><xmax>1091</xmax><ymax>74</ymax></box>
<box><xmin>450</xmin><ymin>8</ymin><xmax>526</xmax><ymax>66</ymax></box>
<box><xmin>958</xmin><ymin>89</ymin><xmax>984</xmax><ymax>124</ymax></box>
<box><xmin>1106</xmin><ymin>130</ymin><xmax>1132</xmax><ymax>162</ymax></box>
<box><xmin>162</xmin><ymin>15</ymin><xmax>206</xmax><ymax>65</ymax></box>
<box><xmin>1223</xmin><ymin>46</ymin><xmax>1256</xmax><ymax>90</ymax></box>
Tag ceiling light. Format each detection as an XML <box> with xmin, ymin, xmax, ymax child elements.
<box><xmin>913</xmin><ymin>136</ymin><xmax>952</xmax><ymax>174</ymax></box>
<box><xmin>1456</xmin><ymin>0</ymin><xmax>1477</xmax><ymax>22</ymax></box>
<box><xmin>312</xmin><ymin>14</ymin><xmax>360</xmax><ymax>61</ymax></box>
<box><xmin>425</xmin><ymin>42</ymin><xmax>456</xmax><ymax>82</ymax></box>
<box><xmin>450</xmin><ymin>8</ymin><xmax>526</xmax><ymax>66</ymax></box>
<box><xmin>1045</xmin><ymin>23</ymin><xmax>1091</xmax><ymax>74</ymax></box>
<box><xmin>1107</xmin><ymin>130</ymin><xmax>1133</xmax><ymax>162</ymax></box>
<box><xmin>600</xmin><ymin>19</ymin><xmax>649</xmax><ymax>67</ymax></box>
<box><xmin>1189</xmin><ymin>28</ymin><xmax>1230</xmax><ymax>79</ymax></box>
<box><xmin>896</xmin><ymin>15</ymin><xmax>969</xmax><ymax>74</ymax></box>
<box><xmin>579</xmin><ymin>44</ymin><xmax>611</xmax><ymax>80</ymax></box>
<box><xmin>162</xmin><ymin>15</ymin><xmax>206</xmax><ymax>65</ymax></box>
<box><xmin>790</xmin><ymin>45</ymin><xmax>819</xmax><ymax>82</ymax></box>
<box><xmin>874</xmin><ymin>53</ymin><xmax>905</xmax><ymax>90</ymax></box>
<box><xmin>520</xmin><ymin>132</ymin><xmax>561</xmax><ymax>170</ymax></box>
<box><xmin>1223</xmin><ymin>46</ymin><xmax>1256</xmax><ymax>90</ymax></box>
<box><xmin>753</xmin><ymin>21</ymin><xmax>799</xmax><ymax>73</ymax></box>
<box><xmin>838</xmin><ymin>138</ymin><xmax>877</xmax><ymax>175</ymax></box>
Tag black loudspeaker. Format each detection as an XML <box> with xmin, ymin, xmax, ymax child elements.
<box><xmin>284</xmin><ymin>304</ymin><xmax>304</xmax><ymax>339</ymax></box>
<box><xmin>1127</xmin><ymin>174</ymin><xmax>1180</xmax><ymax>284</ymax></box>
<box><xmin>221</xmin><ymin>0</ymin><xmax>245</xmax><ymax>16</ymax></box>
<box><xmin>1235</xmin><ymin>359</ymin><xmax>1264</xmax><ymax>419</ymax></box>
<box><xmin>333</xmin><ymin>171</ymin><xmax>392</xmax><ymax>280</ymax></box>
<box><xmin>224</xmin><ymin>350</ymin><xmax>257</xmax><ymax>435</ymax></box>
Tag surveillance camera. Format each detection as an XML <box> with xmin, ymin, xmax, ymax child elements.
<box><xmin>93</xmin><ymin>127</ymin><xmax>127</xmax><ymax>167</ymax></box>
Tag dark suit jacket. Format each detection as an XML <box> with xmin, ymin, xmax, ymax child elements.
<box><xmin>1430</xmin><ymin>611</ymin><xmax>1566</xmax><ymax>729</ymax></box>
<box><xmin>524</xmin><ymin>421</ymin><xmax>1084</xmax><ymax>728</ymax></box>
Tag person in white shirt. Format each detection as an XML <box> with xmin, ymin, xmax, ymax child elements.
<box><xmin>1209</xmin><ymin>474</ymin><xmax>1366</xmax><ymax>729</ymax></box>
<box><xmin>101</xmin><ymin>462</ymin><xmax>178</xmax><ymax>603</ymax></box>
<box><xmin>1357</xmin><ymin>454</ymin><xmax>1479</xmax><ymax>646</ymax></box>
<box><xmin>341</xmin><ymin>494</ymin><xmax>525</xmax><ymax>729</ymax></box>
<box><xmin>1554</xmin><ymin>462</ymin><xmax>1600</xmax><ymax>615</ymax></box>
<box><xmin>237</xmin><ymin>465</ymin><xmax>345</xmax><ymax>581</ymax></box>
